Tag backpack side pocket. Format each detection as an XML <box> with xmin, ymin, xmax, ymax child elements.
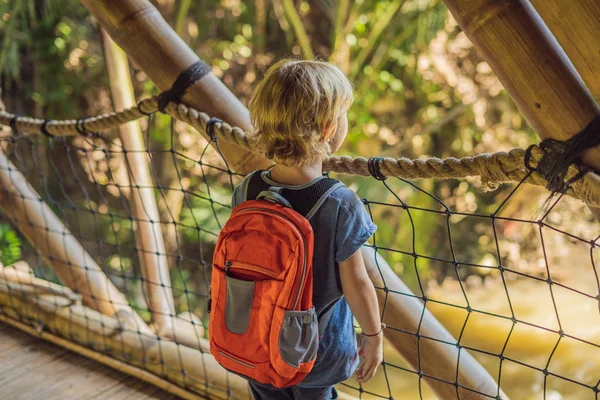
<box><xmin>278</xmin><ymin>307</ymin><xmax>319</xmax><ymax>368</ymax></box>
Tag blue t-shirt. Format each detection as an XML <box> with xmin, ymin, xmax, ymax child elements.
<box><xmin>232</xmin><ymin>171</ymin><xmax>377</xmax><ymax>387</ymax></box>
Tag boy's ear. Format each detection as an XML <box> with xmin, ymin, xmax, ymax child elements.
<box><xmin>321</xmin><ymin>121</ymin><xmax>337</xmax><ymax>142</ymax></box>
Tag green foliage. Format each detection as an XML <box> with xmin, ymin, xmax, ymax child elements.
<box><xmin>2</xmin><ymin>0</ymin><xmax>543</xmax><ymax>302</ymax></box>
<box><xmin>179</xmin><ymin>188</ymin><xmax>233</xmax><ymax>244</ymax></box>
<box><xmin>1</xmin><ymin>0</ymin><xmax>104</xmax><ymax>117</ymax></box>
<box><xmin>0</xmin><ymin>223</ymin><xmax>21</xmax><ymax>266</ymax></box>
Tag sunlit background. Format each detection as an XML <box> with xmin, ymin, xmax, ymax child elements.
<box><xmin>1</xmin><ymin>1</ymin><xmax>599</xmax><ymax>399</ymax></box>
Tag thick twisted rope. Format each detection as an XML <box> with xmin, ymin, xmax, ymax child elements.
<box><xmin>1</xmin><ymin>97</ymin><xmax>600</xmax><ymax>206</ymax></box>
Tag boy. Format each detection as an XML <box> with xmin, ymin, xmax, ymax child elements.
<box><xmin>233</xmin><ymin>59</ymin><xmax>384</xmax><ymax>400</ymax></box>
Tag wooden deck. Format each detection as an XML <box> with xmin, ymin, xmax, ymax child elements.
<box><xmin>0</xmin><ymin>322</ymin><xmax>181</xmax><ymax>400</ymax></box>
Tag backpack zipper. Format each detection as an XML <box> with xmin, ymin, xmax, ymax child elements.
<box><xmin>224</xmin><ymin>260</ymin><xmax>280</xmax><ymax>280</ymax></box>
<box><xmin>219</xmin><ymin>351</ymin><xmax>255</xmax><ymax>369</ymax></box>
<box><xmin>233</xmin><ymin>207</ymin><xmax>307</xmax><ymax>310</ymax></box>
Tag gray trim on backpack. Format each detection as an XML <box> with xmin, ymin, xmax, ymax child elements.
<box><xmin>225</xmin><ymin>276</ymin><xmax>255</xmax><ymax>335</ymax></box>
<box><xmin>305</xmin><ymin>182</ymin><xmax>345</xmax><ymax>221</ymax></box>
<box><xmin>233</xmin><ymin>171</ymin><xmax>257</xmax><ymax>208</ymax></box>
<box><xmin>257</xmin><ymin>190</ymin><xmax>292</xmax><ymax>208</ymax></box>
<box><xmin>261</xmin><ymin>171</ymin><xmax>326</xmax><ymax>189</ymax></box>
<box><xmin>279</xmin><ymin>307</ymin><xmax>319</xmax><ymax>368</ymax></box>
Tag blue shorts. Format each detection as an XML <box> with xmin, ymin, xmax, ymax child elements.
<box><xmin>249</xmin><ymin>382</ymin><xmax>338</xmax><ymax>400</ymax></box>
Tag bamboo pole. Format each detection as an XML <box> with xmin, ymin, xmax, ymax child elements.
<box><xmin>101</xmin><ymin>29</ymin><xmax>176</xmax><ymax>335</ymax></box>
<box><xmin>530</xmin><ymin>0</ymin><xmax>600</xmax><ymax>99</ymax></box>
<box><xmin>102</xmin><ymin>32</ymin><xmax>210</xmax><ymax>348</ymax></box>
<box><xmin>442</xmin><ymin>0</ymin><xmax>600</xmax><ymax>171</ymax></box>
<box><xmin>83</xmin><ymin>0</ymin><xmax>502</xmax><ymax>397</ymax></box>
<box><xmin>0</xmin><ymin>149</ymin><xmax>152</xmax><ymax>334</ymax></box>
<box><xmin>0</xmin><ymin>275</ymin><xmax>251</xmax><ymax>400</ymax></box>
<box><xmin>1</xmin><ymin>261</ymin><xmax>82</xmax><ymax>302</ymax></box>
<box><xmin>80</xmin><ymin>0</ymin><xmax>271</xmax><ymax>175</ymax></box>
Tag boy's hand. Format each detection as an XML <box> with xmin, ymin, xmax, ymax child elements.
<box><xmin>356</xmin><ymin>331</ymin><xmax>384</xmax><ymax>384</ymax></box>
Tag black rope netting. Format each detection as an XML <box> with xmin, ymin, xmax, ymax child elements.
<box><xmin>0</xmin><ymin>111</ymin><xmax>599</xmax><ymax>400</ymax></box>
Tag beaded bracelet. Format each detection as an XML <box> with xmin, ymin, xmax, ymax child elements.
<box><xmin>362</xmin><ymin>323</ymin><xmax>387</xmax><ymax>337</ymax></box>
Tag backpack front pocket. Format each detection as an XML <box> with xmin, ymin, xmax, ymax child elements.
<box><xmin>211</xmin><ymin>268</ymin><xmax>279</xmax><ymax>366</ymax></box>
<box><xmin>278</xmin><ymin>307</ymin><xmax>319</xmax><ymax>368</ymax></box>
<box><xmin>225</xmin><ymin>276</ymin><xmax>255</xmax><ymax>334</ymax></box>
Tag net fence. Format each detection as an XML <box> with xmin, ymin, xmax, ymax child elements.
<box><xmin>0</xmin><ymin>110</ymin><xmax>599</xmax><ymax>400</ymax></box>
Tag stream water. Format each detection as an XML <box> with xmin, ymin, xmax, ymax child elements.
<box><xmin>340</xmin><ymin>246</ymin><xmax>600</xmax><ymax>399</ymax></box>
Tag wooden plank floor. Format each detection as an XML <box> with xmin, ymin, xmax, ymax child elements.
<box><xmin>0</xmin><ymin>322</ymin><xmax>181</xmax><ymax>400</ymax></box>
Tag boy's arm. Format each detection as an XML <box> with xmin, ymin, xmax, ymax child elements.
<box><xmin>340</xmin><ymin>249</ymin><xmax>384</xmax><ymax>384</ymax></box>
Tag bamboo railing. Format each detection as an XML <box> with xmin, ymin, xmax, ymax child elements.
<box><xmin>0</xmin><ymin>149</ymin><xmax>152</xmax><ymax>335</ymax></box>
<box><xmin>102</xmin><ymin>31</ymin><xmax>207</xmax><ymax>346</ymax></box>
<box><xmin>102</xmin><ymin>30</ymin><xmax>176</xmax><ymax>336</ymax></box>
<box><xmin>82</xmin><ymin>0</ymin><xmax>506</xmax><ymax>399</ymax></box>
<box><xmin>363</xmin><ymin>250</ymin><xmax>508</xmax><ymax>399</ymax></box>
<box><xmin>0</xmin><ymin>262</ymin><xmax>250</xmax><ymax>400</ymax></box>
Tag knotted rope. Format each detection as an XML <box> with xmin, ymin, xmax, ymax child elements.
<box><xmin>1</xmin><ymin>98</ymin><xmax>600</xmax><ymax>206</ymax></box>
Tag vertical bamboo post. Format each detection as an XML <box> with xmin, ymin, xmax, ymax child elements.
<box><xmin>80</xmin><ymin>0</ymin><xmax>271</xmax><ymax>175</ymax></box>
<box><xmin>530</xmin><ymin>0</ymin><xmax>600</xmax><ymax>99</ymax></box>
<box><xmin>0</xmin><ymin>149</ymin><xmax>152</xmax><ymax>334</ymax></box>
<box><xmin>101</xmin><ymin>29</ymin><xmax>175</xmax><ymax>335</ymax></box>
<box><xmin>83</xmin><ymin>1</ymin><xmax>503</xmax><ymax>398</ymax></box>
<box><xmin>442</xmin><ymin>0</ymin><xmax>600</xmax><ymax>170</ymax></box>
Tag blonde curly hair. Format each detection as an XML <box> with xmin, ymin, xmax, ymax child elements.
<box><xmin>248</xmin><ymin>59</ymin><xmax>354</xmax><ymax>167</ymax></box>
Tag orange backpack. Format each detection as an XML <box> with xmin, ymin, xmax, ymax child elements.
<box><xmin>209</xmin><ymin>174</ymin><xmax>340</xmax><ymax>388</ymax></box>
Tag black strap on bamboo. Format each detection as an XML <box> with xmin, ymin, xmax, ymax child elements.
<box><xmin>75</xmin><ymin>118</ymin><xmax>89</xmax><ymax>136</ymax></box>
<box><xmin>40</xmin><ymin>120</ymin><xmax>55</xmax><ymax>138</ymax></box>
<box><xmin>9</xmin><ymin>115</ymin><xmax>19</xmax><ymax>136</ymax></box>
<box><xmin>138</xmin><ymin>101</ymin><xmax>154</xmax><ymax>116</ymax></box>
<box><xmin>368</xmin><ymin>156</ymin><xmax>388</xmax><ymax>181</ymax></box>
<box><xmin>157</xmin><ymin>60</ymin><xmax>211</xmax><ymax>113</ymax></box>
<box><xmin>206</xmin><ymin>117</ymin><xmax>222</xmax><ymax>142</ymax></box>
<box><xmin>524</xmin><ymin>114</ymin><xmax>600</xmax><ymax>193</ymax></box>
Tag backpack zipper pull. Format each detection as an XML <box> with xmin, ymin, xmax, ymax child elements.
<box><xmin>225</xmin><ymin>261</ymin><xmax>232</xmax><ymax>275</ymax></box>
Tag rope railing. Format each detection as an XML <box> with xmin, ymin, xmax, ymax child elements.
<box><xmin>0</xmin><ymin>99</ymin><xmax>599</xmax><ymax>400</ymax></box>
<box><xmin>2</xmin><ymin>98</ymin><xmax>599</xmax><ymax>207</ymax></box>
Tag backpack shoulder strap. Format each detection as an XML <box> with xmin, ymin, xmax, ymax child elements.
<box><xmin>245</xmin><ymin>170</ymin><xmax>270</xmax><ymax>203</ymax></box>
<box><xmin>281</xmin><ymin>178</ymin><xmax>342</xmax><ymax>219</ymax></box>
<box><xmin>245</xmin><ymin>171</ymin><xmax>343</xmax><ymax>219</ymax></box>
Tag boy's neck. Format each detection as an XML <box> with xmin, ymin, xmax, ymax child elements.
<box><xmin>269</xmin><ymin>158</ymin><xmax>324</xmax><ymax>186</ymax></box>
